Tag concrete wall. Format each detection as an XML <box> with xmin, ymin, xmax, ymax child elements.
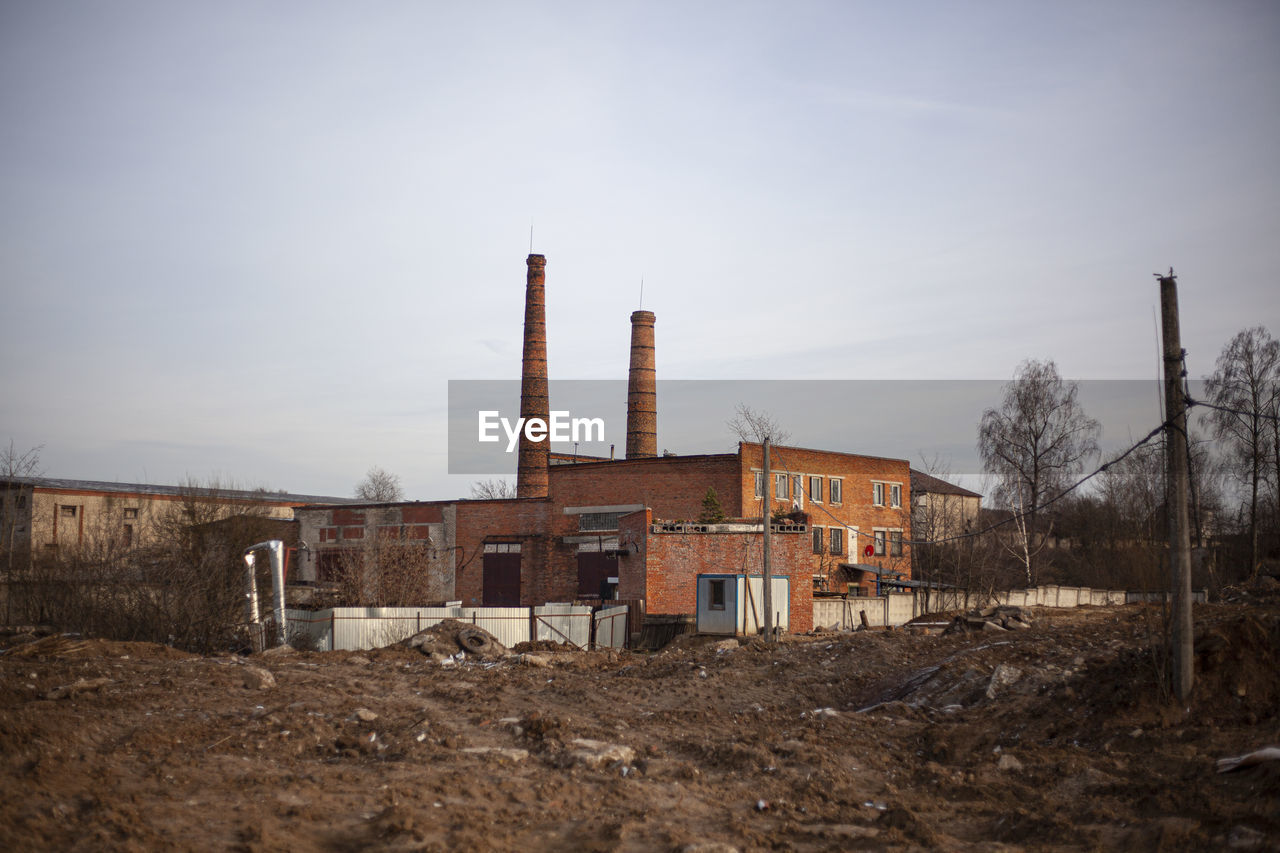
<box><xmin>812</xmin><ymin>584</ymin><xmax>1209</xmax><ymax>631</ymax></box>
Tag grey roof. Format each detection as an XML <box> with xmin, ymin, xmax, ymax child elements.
<box><xmin>909</xmin><ymin>469</ymin><xmax>982</xmax><ymax>499</ymax></box>
<box><xmin>0</xmin><ymin>476</ymin><xmax>354</xmax><ymax>505</ymax></box>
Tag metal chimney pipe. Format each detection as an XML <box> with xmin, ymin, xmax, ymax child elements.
<box><xmin>626</xmin><ymin>310</ymin><xmax>657</xmax><ymax>459</ymax></box>
<box><xmin>517</xmin><ymin>254</ymin><xmax>550</xmax><ymax>497</ymax></box>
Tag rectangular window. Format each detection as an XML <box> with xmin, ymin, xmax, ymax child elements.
<box><xmin>874</xmin><ymin>530</ymin><xmax>886</xmax><ymax>556</ymax></box>
<box><xmin>873</xmin><ymin>483</ymin><xmax>885</xmax><ymax>506</ymax></box>
<box><xmin>809</xmin><ymin>476</ymin><xmax>823</xmax><ymax>503</ymax></box>
<box><xmin>774</xmin><ymin>473</ymin><xmax>788</xmax><ymax>500</ymax></box>
<box><xmin>483</xmin><ymin>542</ymin><xmax>522</xmax><ymax>554</ymax></box>
<box><xmin>829</xmin><ymin>478</ymin><xmax>842</xmax><ymax>504</ymax></box>
<box><xmin>754</xmin><ymin>471</ymin><xmax>763</xmax><ymax>498</ymax></box>
<box><xmin>123</xmin><ymin>507</ymin><xmax>139</xmax><ymax>519</ymax></box>
<box><xmin>709</xmin><ymin>579</ymin><xmax>726</xmax><ymax>610</ymax></box>
<box><xmin>60</xmin><ymin>505</ymin><xmax>77</xmax><ymax>518</ymax></box>
<box><xmin>579</xmin><ymin>512</ymin><xmax>623</xmax><ymax>532</ymax></box>
<box><xmin>792</xmin><ymin>475</ymin><xmax>803</xmax><ymax>506</ymax></box>
<box><xmin>830</xmin><ymin>527</ymin><xmax>844</xmax><ymax>555</ymax></box>
<box><xmin>890</xmin><ymin>484</ymin><xmax>902</xmax><ymax>508</ymax></box>
<box><xmin>812</xmin><ymin>527</ymin><xmax>823</xmax><ymax>554</ymax></box>
<box><xmin>890</xmin><ymin>530</ymin><xmax>903</xmax><ymax>556</ymax></box>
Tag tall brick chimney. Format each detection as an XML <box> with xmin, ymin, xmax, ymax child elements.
<box><xmin>517</xmin><ymin>254</ymin><xmax>549</xmax><ymax>498</ymax></box>
<box><xmin>626</xmin><ymin>309</ymin><xmax>657</xmax><ymax>459</ymax></box>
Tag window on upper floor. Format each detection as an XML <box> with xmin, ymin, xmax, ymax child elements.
<box><xmin>830</xmin><ymin>527</ymin><xmax>844</xmax><ymax>555</ymax></box>
<box><xmin>809</xmin><ymin>476</ymin><xmax>823</xmax><ymax>503</ymax></box>
<box><xmin>829</xmin><ymin>478</ymin><xmax>843</xmax><ymax>504</ymax></box>
<box><xmin>754</xmin><ymin>471</ymin><xmax>764</xmax><ymax>498</ymax></box>
<box><xmin>812</xmin><ymin>527</ymin><xmax>823</xmax><ymax>554</ymax></box>
<box><xmin>872</xmin><ymin>483</ymin><xmax>885</xmax><ymax>506</ymax></box>
<box><xmin>890</xmin><ymin>484</ymin><xmax>902</xmax><ymax>508</ymax></box>
<box><xmin>123</xmin><ymin>507</ymin><xmax>139</xmax><ymax>519</ymax></box>
<box><xmin>774</xmin><ymin>473</ymin><xmax>788</xmax><ymax>500</ymax></box>
<box><xmin>60</xmin><ymin>505</ymin><xmax>77</xmax><ymax>518</ymax></box>
<box><xmin>874</xmin><ymin>529</ymin><xmax>887</xmax><ymax>556</ymax></box>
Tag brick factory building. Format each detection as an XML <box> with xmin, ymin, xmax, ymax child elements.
<box><xmin>293</xmin><ymin>253</ymin><xmax>912</xmax><ymax>635</ymax></box>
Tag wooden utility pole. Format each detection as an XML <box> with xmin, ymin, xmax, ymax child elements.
<box><xmin>762</xmin><ymin>438</ymin><xmax>774</xmax><ymax>642</ymax></box>
<box><xmin>1158</xmin><ymin>268</ymin><xmax>1194</xmax><ymax>702</ymax></box>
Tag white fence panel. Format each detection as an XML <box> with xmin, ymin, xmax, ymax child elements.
<box><xmin>594</xmin><ymin>605</ymin><xmax>629</xmax><ymax>649</ymax></box>
<box><xmin>460</xmin><ymin>607</ymin><xmax>531</xmax><ymax>648</ymax></box>
<box><xmin>285</xmin><ymin>608</ymin><xmax>333</xmax><ymax>650</ymax></box>
<box><xmin>534</xmin><ymin>603</ymin><xmax>591</xmax><ymax>648</ymax></box>
<box><xmin>886</xmin><ymin>593</ymin><xmax>916</xmax><ymax>625</ymax></box>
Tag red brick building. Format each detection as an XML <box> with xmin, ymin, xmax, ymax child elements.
<box><xmin>292</xmin><ymin>253</ymin><xmax>912</xmax><ymax>634</ymax></box>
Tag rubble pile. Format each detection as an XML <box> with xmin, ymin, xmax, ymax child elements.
<box><xmin>943</xmin><ymin>605</ymin><xmax>1034</xmax><ymax>635</ymax></box>
<box><xmin>400</xmin><ymin>618</ymin><xmax>508</xmax><ymax>662</ymax></box>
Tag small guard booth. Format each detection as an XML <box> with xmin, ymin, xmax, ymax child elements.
<box><xmin>696</xmin><ymin>573</ymin><xmax>791</xmax><ymax>636</ymax></box>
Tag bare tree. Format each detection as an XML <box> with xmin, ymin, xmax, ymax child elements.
<box><xmin>2</xmin><ymin>440</ymin><xmax>44</xmax><ymax>622</ymax></box>
<box><xmin>355</xmin><ymin>466</ymin><xmax>404</xmax><ymax>502</ymax></box>
<box><xmin>727</xmin><ymin>404</ymin><xmax>790</xmax><ymax>446</ymax></box>
<box><xmin>469</xmin><ymin>478</ymin><xmax>516</xmax><ymax>500</ymax></box>
<box><xmin>1205</xmin><ymin>326</ymin><xmax>1279</xmax><ymax>580</ymax></box>
<box><xmin>978</xmin><ymin>359</ymin><xmax>1100</xmax><ymax>585</ymax></box>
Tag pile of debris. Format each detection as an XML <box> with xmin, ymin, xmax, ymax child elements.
<box><xmin>401</xmin><ymin>619</ymin><xmax>508</xmax><ymax>662</ymax></box>
<box><xmin>943</xmin><ymin>605</ymin><xmax>1034</xmax><ymax>635</ymax></box>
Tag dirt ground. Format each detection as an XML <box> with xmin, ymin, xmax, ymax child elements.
<box><xmin>1</xmin><ymin>600</ymin><xmax>1277</xmax><ymax>852</ymax></box>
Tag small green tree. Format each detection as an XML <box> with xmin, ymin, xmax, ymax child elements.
<box><xmin>699</xmin><ymin>488</ymin><xmax>725</xmax><ymax>523</ymax></box>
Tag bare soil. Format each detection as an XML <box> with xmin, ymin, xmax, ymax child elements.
<box><xmin>2</xmin><ymin>602</ymin><xmax>1277</xmax><ymax>852</ymax></box>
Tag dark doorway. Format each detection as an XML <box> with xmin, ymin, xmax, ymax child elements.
<box><xmin>576</xmin><ymin>551</ymin><xmax>618</xmax><ymax>599</ymax></box>
<box><xmin>482</xmin><ymin>552</ymin><xmax>521</xmax><ymax>605</ymax></box>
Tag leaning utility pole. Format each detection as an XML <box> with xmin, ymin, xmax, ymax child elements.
<box><xmin>762</xmin><ymin>438</ymin><xmax>774</xmax><ymax>643</ymax></box>
<box><xmin>1157</xmin><ymin>268</ymin><xmax>1194</xmax><ymax>702</ymax></box>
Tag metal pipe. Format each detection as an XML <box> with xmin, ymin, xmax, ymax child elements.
<box><xmin>243</xmin><ymin>540</ymin><xmax>287</xmax><ymax>647</ymax></box>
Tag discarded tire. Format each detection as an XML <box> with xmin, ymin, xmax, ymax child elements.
<box><xmin>456</xmin><ymin>627</ymin><xmax>495</xmax><ymax>654</ymax></box>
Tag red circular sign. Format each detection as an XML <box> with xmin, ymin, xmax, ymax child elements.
<box><xmin>863</xmin><ymin>544</ymin><xmax>874</xmax><ymax>557</ymax></box>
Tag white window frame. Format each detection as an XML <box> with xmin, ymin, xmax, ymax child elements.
<box><xmin>791</xmin><ymin>474</ymin><xmax>803</xmax><ymax>507</ymax></box>
<box><xmin>873</xmin><ymin>528</ymin><xmax>887</xmax><ymax>556</ymax></box>
<box><xmin>890</xmin><ymin>483</ymin><xmax>902</xmax><ymax>508</ymax></box>
<box><xmin>829</xmin><ymin>478</ymin><xmax>843</xmax><ymax>505</ymax></box>
<box><xmin>809</xmin><ymin>475</ymin><xmax>823</xmax><ymax>503</ymax></box>
<box><xmin>753</xmin><ymin>470</ymin><xmax>763</xmax><ymax>498</ymax></box>
<box><xmin>774</xmin><ymin>473</ymin><xmax>788</xmax><ymax>500</ymax></box>
<box><xmin>872</xmin><ymin>482</ymin><xmax>885</xmax><ymax>506</ymax></box>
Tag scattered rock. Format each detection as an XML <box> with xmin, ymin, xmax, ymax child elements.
<box><xmin>712</xmin><ymin>639</ymin><xmax>740</xmax><ymax>652</ymax></box>
<box><xmin>985</xmin><ymin>664</ymin><xmax>1024</xmax><ymax>700</ymax></box>
<box><xmin>242</xmin><ymin>666</ymin><xmax>276</xmax><ymax>690</ymax></box>
<box><xmin>460</xmin><ymin>746</ymin><xmax>529</xmax><ymax>763</ymax></box>
<box><xmin>997</xmin><ymin>753</ymin><xmax>1024</xmax><ymax>772</ymax></box>
<box><xmin>258</xmin><ymin>644</ymin><xmax>295</xmax><ymax>658</ymax></box>
<box><xmin>348</xmin><ymin>708</ymin><xmax>378</xmax><ymax>723</ymax></box>
<box><xmin>567</xmin><ymin>738</ymin><xmax>635</xmax><ymax>769</ymax></box>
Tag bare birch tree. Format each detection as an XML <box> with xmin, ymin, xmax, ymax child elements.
<box><xmin>978</xmin><ymin>359</ymin><xmax>1100</xmax><ymax>585</ymax></box>
<box><xmin>1205</xmin><ymin>326</ymin><xmax>1279</xmax><ymax>579</ymax></box>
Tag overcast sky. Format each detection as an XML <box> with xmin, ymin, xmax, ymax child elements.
<box><xmin>2</xmin><ymin>1</ymin><xmax>1278</xmax><ymax>500</ymax></box>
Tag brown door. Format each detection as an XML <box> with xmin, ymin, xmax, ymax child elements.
<box><xmin>576</xmin><ymin>552</ymin><xmax>618</xmax><ymax>599</ymax></box>
<box><xmin>482</xmin><ymin>553</ymin><xmax>521</xmax><ymax>605</ymax></box>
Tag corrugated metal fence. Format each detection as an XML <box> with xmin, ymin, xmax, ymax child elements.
<box><xmin>285</xmin><ymin>603</ymin><xmax>630</xmax><ymax>652</ymax></box>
